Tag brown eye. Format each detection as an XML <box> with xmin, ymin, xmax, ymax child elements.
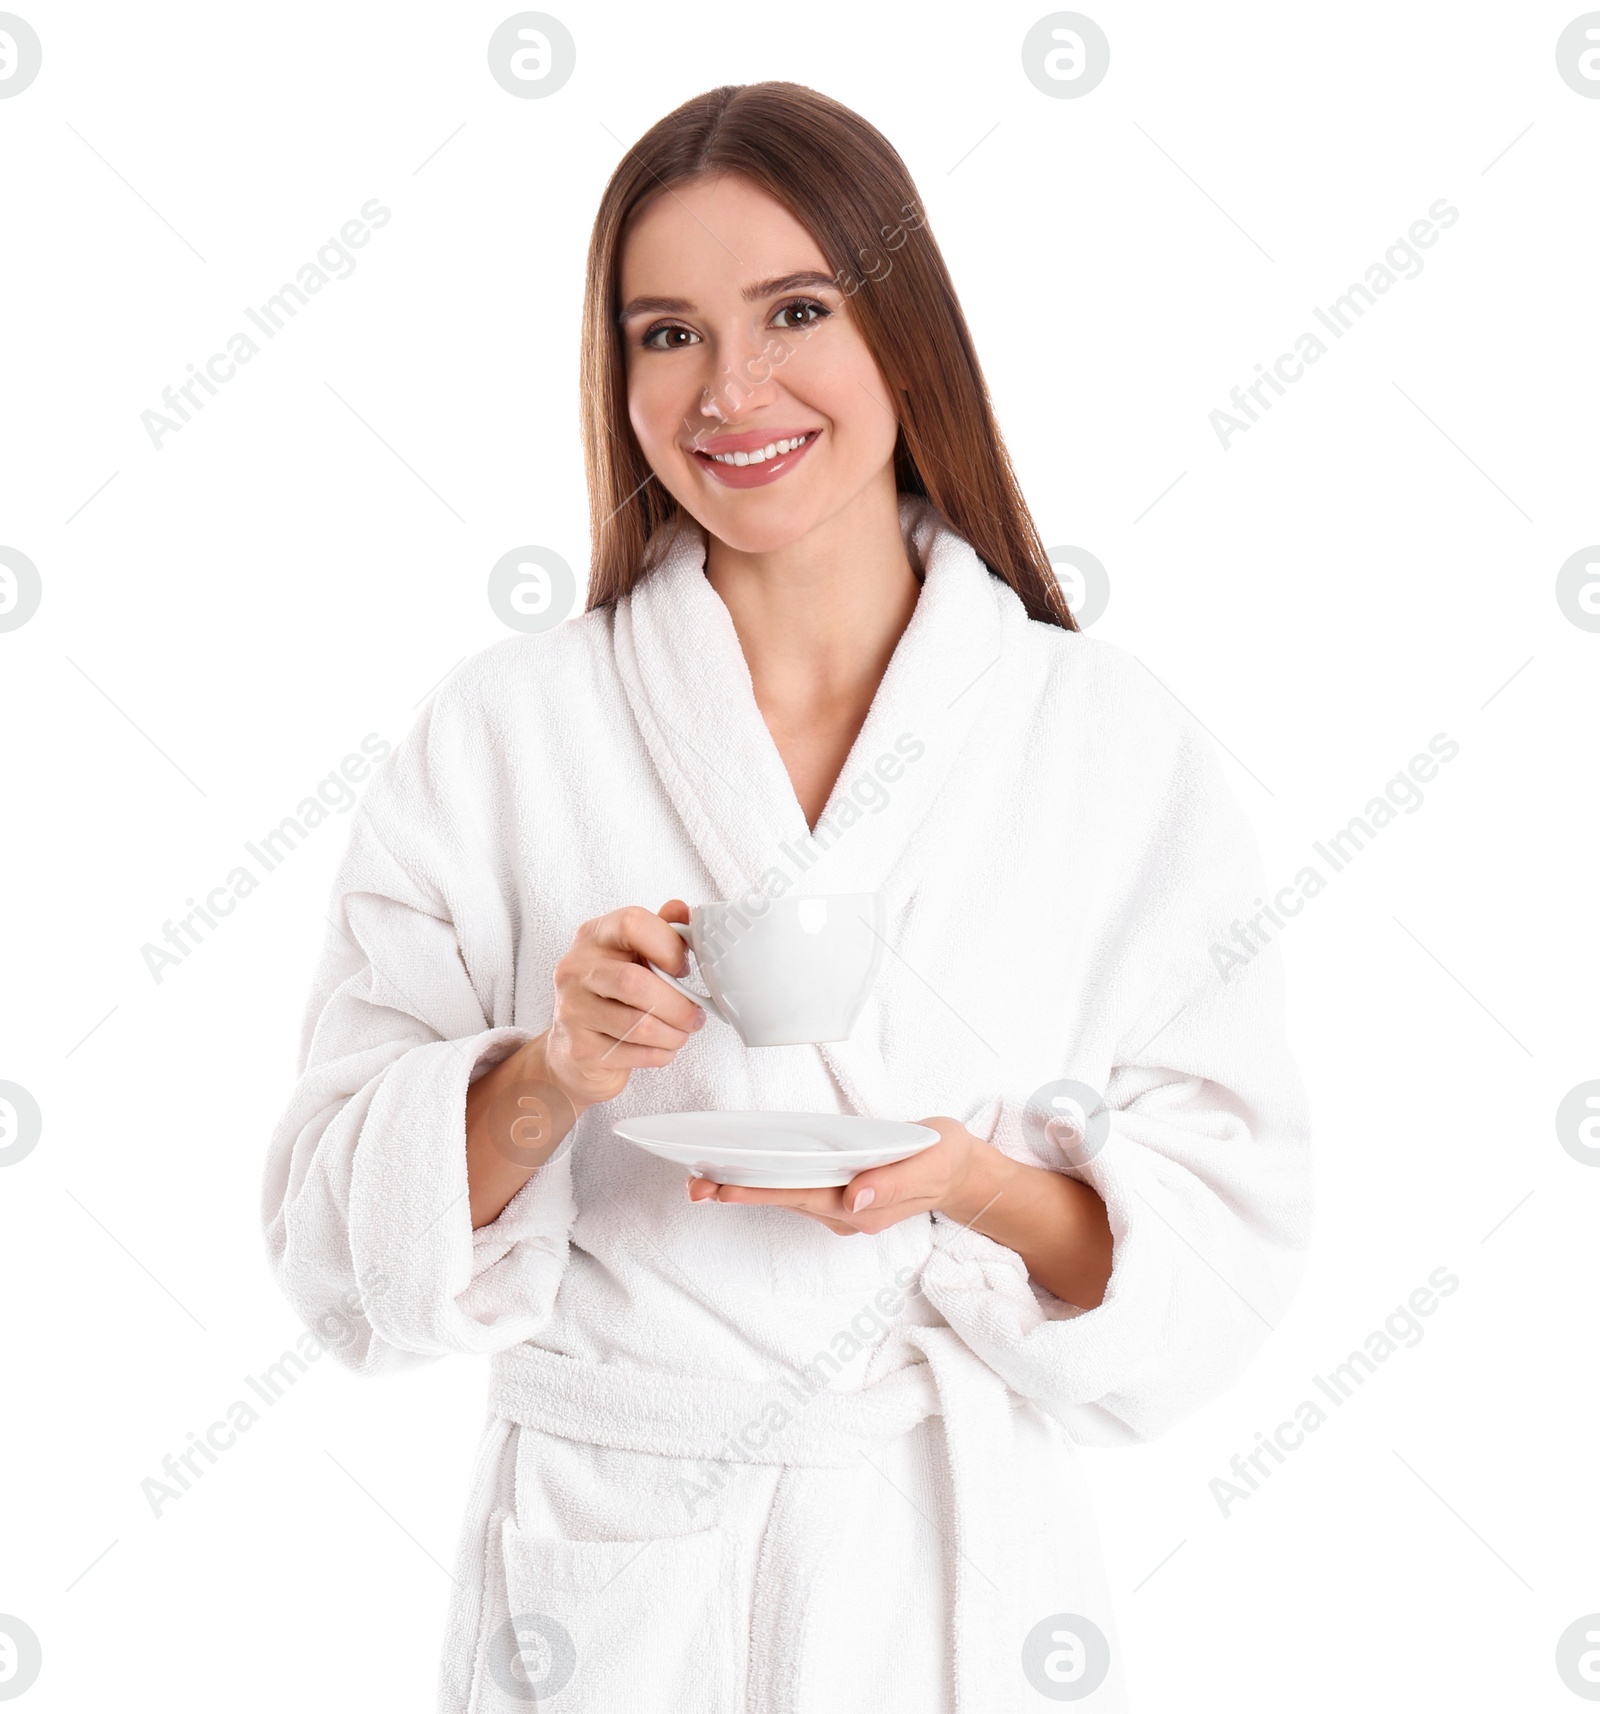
<box><xmin>773</xmin><ymin>298</ymin><xmax>830</xmax><ymax>331</ymax></box>
<box><xmin>641</xmin><ymin>323</ymin><xmax>700</xmax><ymax>351</ymax></box>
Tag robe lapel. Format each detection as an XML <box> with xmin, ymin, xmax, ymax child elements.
<box><xmin>611</xmin><ymin>514</ymin><xmax>799</xmax><ymax>904</ymax></box>
<box><xmin>611</xmin><ymin>493</ymin><xmax>1024</xmax><ymax>1122</ymax></box>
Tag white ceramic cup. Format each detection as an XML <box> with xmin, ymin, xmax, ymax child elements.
<box><xmin>646</xmin><ymin>892</ymin><xmax>885</xmax><ymax>1047</ymax></box>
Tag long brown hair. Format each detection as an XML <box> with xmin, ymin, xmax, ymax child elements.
<box><xmin>580</xmin><ymin>80</ymin><xmax>1076</xmax><ymax>631</ymax></box>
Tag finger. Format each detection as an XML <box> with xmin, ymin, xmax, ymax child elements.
<box><xmin>578</xmin><ymin>990</ymin><xmax>698</xmax><ymax>1051</ymax></box>
<box><xmin>684</xmin><ymin>1181</ymin><xmax>859</xmax><ymax>1235</ymax></box>
<box><xmin>839</xmin><ymin>1166</ymin><xmax>905</xmax><ymax>1216</ymax></box>
<box><xmin>588</xmin><ymin>956</ymin><xmax>705</xmax><ymax>1036</ymax></box>
<box><xmin>842</xmin><ymin>1118</ymin><xmax>968</xmax><ymax>1213</ymax></box>
<box><xmin>572</xmin><ymin>1030</ymin><xmax>678</xmax><ymax>1071</ymax></box>
<box><xmin>593</xmin><ymin>904</ymin><xmax>694</xmax><ymax>975</ymax></box>
<box><xmin>685</xmin><ymin>1179</ymin><xmax>853</xmax><ymax>1221</ymax></box>
<box><xmin>707</xmin><ymin>1183</ymin><xmax>847</xmax><ymax>1218</ymax></box>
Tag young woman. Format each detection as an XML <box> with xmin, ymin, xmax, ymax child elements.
<box><xmin>263</xmin><ymin>81</ymin><xmax>1311</xmax><ymax>1714</ymax></box>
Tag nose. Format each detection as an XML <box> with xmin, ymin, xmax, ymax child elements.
<box><xmin>695</xmin><ymin>322</ymin><xmax>783</xmax><ymax>427</ymax></box>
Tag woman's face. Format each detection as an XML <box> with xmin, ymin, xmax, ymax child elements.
<box><xmin>618</xmin><ymin>173</ymin><xmax>902</xmax><ymax>555</ymax></box>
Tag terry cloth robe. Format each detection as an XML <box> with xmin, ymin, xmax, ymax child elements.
<box><xmin>261</xmin><ymin>492</ymin><xmax>1312</xmax><ymax>1714</ymax></box>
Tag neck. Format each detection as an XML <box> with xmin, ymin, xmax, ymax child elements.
<box><xmin>702</xmin><ymin>474</ymin><xmax>922</xmax><ymax>721</ymax></box>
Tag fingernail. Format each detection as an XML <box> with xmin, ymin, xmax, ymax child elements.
<box><xmin>851</xmin><ymin>1187</ymin><xmax>875</xmax><ymax>1213</ymax></box>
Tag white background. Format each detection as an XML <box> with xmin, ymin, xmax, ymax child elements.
<box><xmin>2</xmin><ymin>2</ymin><xmax>1597</xmax><ymax>1709</ymax></box>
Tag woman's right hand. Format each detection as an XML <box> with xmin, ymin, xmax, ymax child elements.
<box><xmin>542</xmin><ymin>900</ymin><xmax>708</xmax><ymax>1111</ymax></box>
<box><xmin>467</xmin><ymin>901</ymin><xmax>706</xmax><ymax>1229</ymax></box>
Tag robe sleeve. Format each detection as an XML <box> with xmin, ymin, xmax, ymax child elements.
<box><xmin>921</xmin><ymin>695</ymin><xmax>1313</xmax><ymax>1447</ymax></box>
<box><xmin>260</xmin><ymin>696</ymin><xmax>578</xmax><ymax>1376</ymax></box>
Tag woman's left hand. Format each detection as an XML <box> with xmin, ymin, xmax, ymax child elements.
<box><xmin>686</xmin><ymin>1116</ymin><xmax>983</xmax><ymax>1235</ymax></box>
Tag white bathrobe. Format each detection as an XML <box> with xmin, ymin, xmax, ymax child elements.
<box><xmin>262</xmin><ymin>493</ymin><xmax>1312</xmax><ymax>1713</ymax></box>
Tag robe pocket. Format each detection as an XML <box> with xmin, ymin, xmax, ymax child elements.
<box><xmin>497</xmin><ymin>1514</ymin><xmax>738</xmax><ymax>1712</ymax></box>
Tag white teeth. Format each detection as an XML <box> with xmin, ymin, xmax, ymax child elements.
<box><xmin>708</xmin><ymin>432</ymin><xmax>811</xmax><ymax>466</ymax></box>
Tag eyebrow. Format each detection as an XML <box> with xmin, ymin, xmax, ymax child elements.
<box><xmin>617</xmin><ymin>269</ymin><xmax>840</xmax><ymax>325</ymax></box>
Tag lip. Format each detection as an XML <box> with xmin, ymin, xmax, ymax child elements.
<box><xmin>689</xmin><ymin>427</ymin><xmax>822</xmax><ymax>490</ymax></box>
<box><xmin>692</xmin><ymin>425</ymin><xmax>817</xmax><ymax>455</ymax></box>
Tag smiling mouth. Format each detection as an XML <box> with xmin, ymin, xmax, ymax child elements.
<box><xmin>693</xmin><ymin>430</ymin><xmax>819</xmax><ymax>468</ymax></box>
<box><xmin>688</xmin><ymin>428</ymin><xmax>823</xmax><ymax>489</ymax></box>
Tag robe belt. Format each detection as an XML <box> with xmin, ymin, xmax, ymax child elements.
<box><xmin>487</xmin><ymin>1326</ymin><xmax>1013</xmax><ymax>1713</ymax></box>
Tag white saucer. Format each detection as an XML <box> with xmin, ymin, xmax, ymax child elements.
<box><xmin>612</xmin><ymin>1111</ymin><xmax>940</xmax><ymax>1188</ymax></box>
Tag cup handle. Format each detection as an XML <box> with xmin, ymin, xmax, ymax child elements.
<box><xmin>646</xmin><ymin>923</ymin><xmax>730</xmax><ymax>1027</ymax></box>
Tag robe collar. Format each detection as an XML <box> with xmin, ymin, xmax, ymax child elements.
<box><xmin>612</xmin><ymin>491</ymin><xmax>1020</xmax><ymax>912</ymax></box>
